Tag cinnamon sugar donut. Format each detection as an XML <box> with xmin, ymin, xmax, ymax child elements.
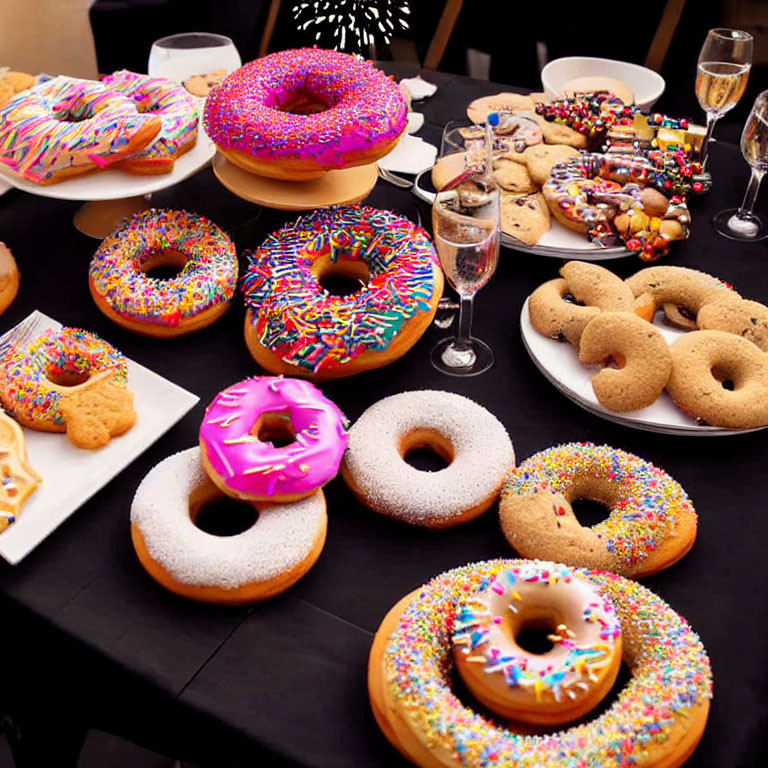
<box><xmin>342</xmin><ymin>391</ymin><xmax>514</xmax><ymax>529</ymax></box>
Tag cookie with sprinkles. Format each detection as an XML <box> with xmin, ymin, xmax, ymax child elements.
<box><xmin>500</xmin><ymin>443</ymin><xmax>698</xmax><ymax>577</ymax></box>
<box><xmin>369</xmin><ymin>558</ymin><xmax>712</xmax><ymax>768</ymax></box>
<box><xmin>242</xmin><ymin>205</ymin><xmax>443</xmax><ymax>381</ymax></box>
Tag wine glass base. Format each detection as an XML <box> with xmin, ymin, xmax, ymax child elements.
<box><xmin>712</xmin><ymin>209</ymin><xmax>768</xmax><ymax>240</ymax></box>
<box><xmin>430</xmin><ymin>337</ymin><xmax>494</xmax><ymax>377</ymax></box>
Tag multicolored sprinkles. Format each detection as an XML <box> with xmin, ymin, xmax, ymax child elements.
<box><xmin>0</xmin><ymin>77</ymin><xmax>159</xmax><ymax>183</ymax></box>
<box><xmin>242</xmin><ymin>206</ymin><xmax>439</xmax><ymax>374</ymax></box>
<box><xmin>0</xmin><ymin>328</ymin><xmax>128</xmax><ymax>427</ymax></box>
<box><xmin>204</xmin><ymin>48</ymin><xmax>407</xmax><ymax>169</ymax></box>
<box><xmin>453</xmin><ymin>562</ymin><xmax>620</xmax><ymax>703</ymax></box>
<box><xmin>502</xmin><ymin>443</ymin><xmax>696</xmax><ymax>569</ymax></box>
<box><xmin>382</xmin><ymin>559</ymin><xmax>712</xmax><ymax>767</ymax></box>
<box><xmin>89</xmin><ymin>209</ymin><xmax>237</xmax><ymax>328</ymax></box>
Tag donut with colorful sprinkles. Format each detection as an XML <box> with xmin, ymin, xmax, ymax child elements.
<box><xmin>499</xmin><ymin>443</ymin><xmax>698</xmax><ymax>577</ymax></box>
<box><xmin>200</xmin><ymin>377</ymin><xmax>348</xmax><ymax>503</ymax></box>
<box><xmin>204</xmin><ymin>48</ymin><xmax>408</xmax><ymax>180</ymax></box>
<box><xmin>452</xmin><ymin>561</ymin><xmax>622</xmax><ymax>726</ymax></box>
<box><xmin>89</xmin><ymin>209</ymin><xmax>238</xmax><ymax>338</ymax></box>
<box><xmin>101</xmin><ymin>70</ymin><xmax>199</xmax><ymax>175</ymax></box>
<box><xmin>131</xmin><ymin>448</ymin><xmax>327</xmax><ymax>604</ymax></box>
<box><xmin>0</xmin><ymin>327</ymin><xmax>129</xmax><ymax>433</ymax></box>
<box><xmin>0</xmin><ymin>77</ymin><xmax>161</xmax><ymax>184</ymax></box>
<box><xmin>342</xmin><ymin>391</ymin><xmax>514</xmax><ymax>529</ymax></box>
<box><xmin>242</xmin><ymin>206</ymin><xmax>442</xmax><ymax>380</ymax></box>
<box><xmin>368</xmin><ymin>559</ymin><xmax>712</xmax><ymax>768</ymax></box>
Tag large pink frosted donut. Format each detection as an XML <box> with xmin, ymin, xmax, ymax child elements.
<box><xmin>203</xmin><ymin>48</ymin><xmax>408</xmax><ymax>181</ymax></box>
<box><xmin>199</xmin><ymin>377</ymin><xmax>348</xmax><ymax>502</ymax></box>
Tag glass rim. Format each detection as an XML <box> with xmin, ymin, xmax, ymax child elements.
<box><xmin>707</xmin><ymin>27</ymin><xmax>754</xmax><ymax>43</ymax></box>
<box><xmin>152</xmin><ymin>32</ymin><xmax>234</xmax><ymax>48</ymax></box>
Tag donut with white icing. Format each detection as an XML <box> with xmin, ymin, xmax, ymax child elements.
<box><xmin>130</xmin><ymin>448</ymin><xmax>327</xmax><ymax>604</ymax></box>
<box><xmin>452</xmin><ymin>562</ymin><xmax>622</xmax><ymax>725</ymax></box>
<box><xmin>341</xmin><ymin>391</ymin><xmax>514</xmax><ymax>529</ymax></box>
<box><xmin>199</xmin><ymin>377</ymin><xmax>348</xmax><ymax>503</ymax></box>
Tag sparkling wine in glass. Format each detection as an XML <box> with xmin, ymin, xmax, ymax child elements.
<box><xmin>696</xmin><ymin>28</ymin><xmax>753</xmax><ymax>167</ymax></box>
<box><xmin>712</xmin><ymin>90</ymin><xmax>768</xmax><ymax>241</ymax></box>
<box><xmin>430</xmin><ymin>128</ymin><xmax>500</xmax><ymax>376</ymax></box>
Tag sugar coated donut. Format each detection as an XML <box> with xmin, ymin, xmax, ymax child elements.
<box><xmin>204</xmin><ymin>48</ymin><xmax>407</xmax><ymax>181</ymax></box>
<box><xmin>578</xmin><ymin>312</ymin><xmax>672</xmax><ymax>412</ymax></box>
<box><xmin>131</xmin><ymin>448</ymin><xmax>327</xmax><ymax>604</ymax></box>
<box><xmin>242</xmin><ymin>206</ymin><xmax>442</xmax><ymax>380</ymax></box>
<box><xmin>528</xmin><ymin>278</ymin><xmax>600</xmax><ymax>346</ymax></box>
<box><xmin>0</xmin><ymin>77</ymin><xmax>161</xmax><ymax>184</ymax></box>
<box><xmin>342</xmin><ymin>391</ymin><xmax>514</xmax><ymax>529</ymax></box>
<box><xmin>625</xmin><ymin>265</ymin><xmax>740</xmax><ymax>330</ymax></box>
<box><xmin>559</xmin><ymin>261</ymin><xmax>634</xmax><ymax>312</ymax></box>
<box><xmin>500</xmin><ymin>443</ymin><xmax>697</xmax><ymax>577</ymax></box>
<box><xmin>666</xmin><ymin>330</ymin><xmax>768</xmax><ymax>429</ymax></box>
<box><xmin>101</xmin><ymin>70</ymin><xmax>199</xmax><ymax>175</ymax></box>
<box><xmin>0</xmin><ymin>242</ymin><xmax>20</xmax><ymax>316</ymax></box>
<box><xmin>697</xmin><ymin>297</ymin><xmax>768</xmax><ymax>351</ymax></box>
<box><xmin>89</xmin><ymin>209</ymin><xmax>237</xmax><ymax>337</ymax></box>
<box><xmin>453</xmin><ymin>562</ymin><xmax>622</xmax><ymax>726</ymax></box>
<box><xmin>199</xmin><ymin>377</ymin><xmax>348</xmax><ymax>503</ymax></box>
<box><xmin>369</xmin><ymin>559</ymin><xmax>712</xmax><ymax>768</ymax></box>
<box><xmin>0</xmin><ymin>327</ymin><xmax>129</xmax><ymax>433</ymax></box>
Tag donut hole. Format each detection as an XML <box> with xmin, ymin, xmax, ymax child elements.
<box><xmin>566</xmin><ymin>480</ymin><xmax>616</xmax><ymax>526</ymax></box>
<box><xmin>139</xmin><ymin>249</ymin><xmax>188</xmax><ymax>281</ymax></box>
<box><xmin>514</xmin><ymin>617</ymin><xmax>558</xmax><ymax>655</ymax></box>
<box><xmin>562</xmin><ymin>293</ymin><xmax>585</xmax><ymax>307</ymax></box>
<box><xmin>604</xmin><ymin>352</ymin><xmax>626</xmax><ymax>370</ymax></box>
<box><xmin>712</xmin><ymin>364</ymin><xmax>736</xmax><ymax>391</ymax></box>
<box><xmin>570</xmin><ymin>498</ymin><xmax>611</xmax><ymax>526</ymax></box>
<box><xmin>44</xmin><ymin>363</ymin><xmax>91</xmax><ymax>388</ymax></box>
<box><xmin>312</xmin><ymin>254</ymin><xmax>370</xmax><ymax>297</ymax></box>
<box><xmin>189</xmin><ymin>482</ymin><xmax>258</xmax><ymax>537</ymax></box>
<box><xmin>271</xmin><ymin>89</ymin><xmax>332</xmax><ymax>115</ymax></box>
<box><xmin>251</xmin><ymin>410</ymin><xmax>296</xmax><ymax>448</ymax></box>
<box><xmin>399</xmin><ymin>429</ymin><xmax>454</xmax><ymax>472</ymax></box>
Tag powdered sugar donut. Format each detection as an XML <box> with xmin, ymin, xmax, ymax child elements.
<box><xmin>130</xmin><ymin>448</ymin><xmax>327</xmax><ymax>604</ymax></box>
<box><xmin>341</xmin><ymin>391</ymin><xmax>514</xmax><ymax>528</ymax></box>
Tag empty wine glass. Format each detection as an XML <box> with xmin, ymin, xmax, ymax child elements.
<box><xmin>695</xmin><ymin>28</ymin><xmax>753</xmax><ymax>167</ymax></box>
<box><xmin>431</xmin><ymin>123</ymin><xmax>500</xmax><ymax>376</ymax></box>
<box><xmin>712</xmin><ymin>90</ymin><xmax>768</xmax><ymax>240</ymax></box>
<box><xmin>148</xmin><ymin>32</ymin><xmax>241</xmax><ymax>84</ymax></box>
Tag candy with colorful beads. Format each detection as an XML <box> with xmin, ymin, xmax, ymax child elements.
<box><xmin>500</xmin><ymin>443</ymin><xmax>698</xmax><ymax>577</ymax></box>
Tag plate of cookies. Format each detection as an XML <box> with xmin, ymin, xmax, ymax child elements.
<box><xmin>520</xmin><ymin>261</ymin><xmax>768</xmax><ymax>435</ymax></box>
<box><xmin>0</xmin><ymin>311</ymin><xmax>199</xmax><ymax>564</ymax></box>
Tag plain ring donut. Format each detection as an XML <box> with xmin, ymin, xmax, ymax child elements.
<box><xmin>130</xmin><ymin>448</ymin><xmax>327</xmax><ymax>604</ymax></box>
<box><xmin>341</xmin><ymin>390</ymin><xmax>514</xmax><ymax>529</ymax></box>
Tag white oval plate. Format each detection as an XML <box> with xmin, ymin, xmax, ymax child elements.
<box><xmin>520</xmin><ymin>296</ymin><xmax>766</xmax><ymax>435</ymax></box>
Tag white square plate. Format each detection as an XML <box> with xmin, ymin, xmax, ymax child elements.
<box><xmin>0</xmin><ymin>311</ymin><xmax>199</xmax><ymax>564</ymax></box>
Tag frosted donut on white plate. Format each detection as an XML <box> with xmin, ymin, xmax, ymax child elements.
<box><xmin>341</xmin><ymin>391</ymin><xmax>514</xmax><ymax>528</ymax></box>
<box><xmin>130</xmin><ymin>448</ymin><xmax>326</xmax><ymax>604</ymax></box>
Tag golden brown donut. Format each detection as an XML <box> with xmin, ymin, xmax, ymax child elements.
<box><xmin>528</xmin><ymin>278</ymin><xmax>601</xmax><ymax>346</ymax></box>
<box><xmin>559</xmin><ymin>260</ymin><xmax>634</xmax><ymax>312</ymax></box>
<box><xmin>578</xmin><ymin>311</ymin><xmax>672</xmax><ymax>411</ymax></box>
<box><xmin>666</xmin><ymin>330</ymin><xmax>768</xmax><ymax>429</ymax></box>
<box><xmin>697</xmin><ymin>297</ymin><xmax>768</xmax><ymax>351</ymax></box>
<box><xmin>0</xmin><ymin>242</ymin><xmax>20</xmax><ymax>316</ymax></box>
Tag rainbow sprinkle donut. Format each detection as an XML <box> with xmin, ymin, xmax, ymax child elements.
<box><xmin>89</xmin><ymin>209</ymin><xmax>238</xmax><ymax>337</ymax></box>
<box><xmin>0</xmin><ymin>77</ymin><xmax>161</xmax><ymax>184</ymax></box>
<box><xmin>368</xmin><ymin>559</ymin><xmax>712</xmax><ymax>768</ymax></box>
<box><xmin>101</xmin><ymin>70</ymin><xmax>199</xmax><ymax>174</ymax></box>
<box><xmin>242</xmin><ymin>206</ymin><xmax>442</xmax><ymax>380</ymax></box>
<box><xmin>500</xmin><ymin>443</ymin><xmax>698</xmax><ymax>578</ymax></box>
<box><xmin>204</xmin><ymin>48</ymin><xmax>408</xmax><ymax>180</ymax></box>
<box><xmin>0</xmin><ymin>327</ymin><xmax>128</xmax><ymax>432</ymax></box>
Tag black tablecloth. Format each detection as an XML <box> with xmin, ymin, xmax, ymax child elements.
<box><xmin>1</xmin><ymin>68</ymin><xmax>768</xmax><ymax>768</ymax></box>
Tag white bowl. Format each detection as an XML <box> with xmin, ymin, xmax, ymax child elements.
<box><xmin>541</xmin><ymin>56</ymin><xmax>665</xmax><ymax>111</ymax></box>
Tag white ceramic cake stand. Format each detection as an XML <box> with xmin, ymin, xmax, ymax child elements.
<box><xmin>0</xmin><ymin>115</ymin><xmax>215</xmax><ymax>238</ymax></box>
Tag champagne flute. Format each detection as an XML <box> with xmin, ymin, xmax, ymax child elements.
<box><xmin>430</xmin><ymin>128</ymin><xmax>500</xmax><ymax>376</ymax></box>
<box><xmin>696</xmin><ymin>28</ymin><xmax>753</xmax><ymax>167</ymax></box>
<box><xmin>712</xmin><ymin>90</ymin><xmax>768</xmax><ymax>240</ymax></box>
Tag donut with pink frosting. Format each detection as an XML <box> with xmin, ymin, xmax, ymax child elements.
<box><xmin>203</xmin><ymin>48</ymin><xmax>408</xmax><ymax>181</ymax></box>
<box><xmin>199</xmin><ymin>377</ymin><xmax>348</xmax><ymax>502</ymax></box>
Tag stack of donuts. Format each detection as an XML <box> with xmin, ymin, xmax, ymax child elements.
<box><xmin>528</xmin><ymin>260</ymin><xmax>768</xmax><ymax>428</ymax></box>
<box><xmin>130</xmin><ymin>376</ymin><xmax>349</xmax><ymax>604</ymax></box>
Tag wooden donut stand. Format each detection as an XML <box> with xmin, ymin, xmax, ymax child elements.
<box><xmin>212</xmin><ymin>152</ymin><xmax>378</xmax><ymax>211</ymax></box>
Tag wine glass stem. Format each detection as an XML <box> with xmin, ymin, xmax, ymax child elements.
<box><xmin>700</xmin><ymin>112</ymin><xmax>719</xmax><ymax>168</ymax></box>
<box><xmin>738</xmin><ymin>168</ymin><xmax>764</xmax><ymax>217</ymax></box>
<box><xmin>455</xmin><ymin>294</ymin><xmax>474</xmax><ymax>349</ymax></box>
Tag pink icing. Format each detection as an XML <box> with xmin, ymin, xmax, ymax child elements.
<box><xmin>199</xmin><ymin>377</ymin><xmax>348</xmax><ymax>498</ymax></box>
<box><xmin>203</xmin><ymin>48</ymin><xmax>407</xmax><ymax>169</ymax></box>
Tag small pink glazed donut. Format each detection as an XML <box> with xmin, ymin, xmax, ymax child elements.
<box><xmin>199</xmin><ymin>377</ymin><xmax>348</xmax><ymax>503</ymax></box>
